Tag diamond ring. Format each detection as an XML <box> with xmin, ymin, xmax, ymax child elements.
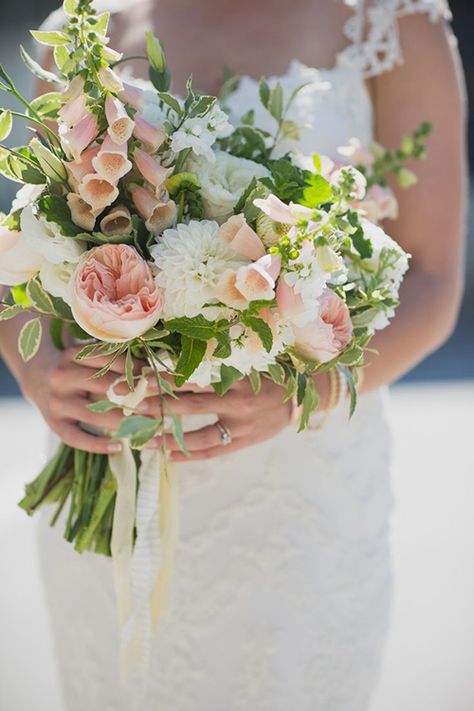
<box><xmin>215</xmin><ymin>420</ymin><xmax>232</xmax><ymax>446</ymax></box>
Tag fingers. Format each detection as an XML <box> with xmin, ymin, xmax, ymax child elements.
<box><xmin>142</xmin><ymin>391</ymin><xmax>239</xmax><ymax>417</ymax></box>
<box><xmin>63</xmin><ymin>346</ymin><xmax>146</xmax><ymax>375</ymax></box>
<box><xmin>50</xmin><ymin>419</ymin><xmax>122</xmax><ymax>455</ymax></box>
<box><xmin>170</xmin><ymin>438</ymin><xmax>245</xmax><ymax>461</ymax></box>
<box><xmin>53</xmin><ymin>396</ymin><xmax>126</xmax><ymax>432</ymax></box>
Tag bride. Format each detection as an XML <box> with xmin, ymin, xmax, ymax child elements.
<box><xmin>0</xmin><ymin>0</ymin><xmax>466</xmax><ymax>709</ymax></box>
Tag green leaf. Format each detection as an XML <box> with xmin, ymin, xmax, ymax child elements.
<box><xmin>30</xmin><ymin>31</ymin><xmax>71</xmax><ymax>47</ymax></box>
<box><xmin>63</xmin><ymin>0</ymin><xmax>78</xmax><ymax>16</ymax></box>
<box><xmin>213</xmin><ymin>331</ymin><xmax>232</xmax><ymax>359</ymax></box>
<box><xmin>53</xmin><ymin>45</ymin><xmax>72</xmax><ymax>73</ymax></box>
<box><xmin>169</xmin><ymin>414</ymin><xmax>189</xmax><ymax>456</ymax></box>
<box><xmin>283</xmin><ymin>372</ymin><xmax>298</xmax><ymax>402</ymax></box>
<box><xmin>164</xmin><ymin>315</ymin><xmax>217</xmax><ymax>341</ymax></box>
<box><xmin>18</xmin><ymin>318</ymin><xmax>42</xmax><ymax>362</ymax></box>
<box><xmin>49</xmin><ymin>317</ymin><xmax>65</xmax><ymax>350</ymax></box>
<box><xmin>337</xmin><ymin>345</ymin><xmax>364</xmax><ymax>366</ymax></box>
<box><xmin>0</xmin><ymin>64</ymin><xmax>14</xmax><ymax>89</ymax></box>
<box><xmin>125</xmin><ymin>348</ymin><xmax>135</xmax><ymax>391</ymax></box>
<box><xmin>30</xmin><ymin>92</ymin><xmax>63</xmax><ymax>120</ymax></box>
<box><xmin>188</xmin><ymin>95</ymin><xmax>216</xmax><ymax>119</ymax></box>
<box><xmin>174</xmin><ymin>336</ymin><xmax>207</xmax><ymax>387</ymax></box>
<box><xmin>158</xmin><ymin>92</ymin><xmax>182</xmax><ymax>116</ymax></box>
<box><xmin>301</xmin><ymin>174</ymin><xmax>332</xmax><ymax>208</ymax></box>
<box><xmin>87</xmin><ymin>400</ymin><xmax>118</xmax><ymax>413</ymax></box>
<box><xmin>1</xmin><ymin>208</ymin><xmax>22</xmax><ymax>231</ymax></box>
<box><xmin>338</xmin><ymin>365</ymin><xmax>357</xmax><ymax>418</ymax></box>
<box><xmin>268</xmin><ymin>362</ymin><xmax>286</xmax><ymax>385</ymax></box>
<box><xmin>268</xmin><ymin>82</ymin><xmax>284</xmax><ymax>121</ymax></box>
<box><xmin>351</xmin><ymin>226</ymin><xmax>373</xmax><ymax>259</ymax></box>
<box><xmin>0</xmin><ymin>110</ymin><xmax>12</xmax><ymax>141</ymax></box>
<box><xmin>350</xmin><ymin>308</ymin><xmax>379</xmax><ymax>328</ymax></box>
<box><xmin>259</xmin><ymin>78</ymin><xmax>270</xmax><ymax>109</ymax></box>
<box><xmin>10</xmin><ymin>284</ymin><xmax>29</xmax><ymax>305</ymax></box>
<box><xmin>248</xmin><ymin>368</ymin><xmax>261</xmax><ymax>394</ymax></box>
<box><xmin>312</xmin><ymin>153</ymin><xmax>322</xmax><ymax>173</ymax></box>
<box><xmin>212</xmin><ymin>364</ymin><xmax>242</xmax><ymax>396</ymax></box>
<box><xmin>297</xmin><ymin>378</ymin><xmax>320</xmax><ymax>432</ymax></box>
<box><xmin>243</xmin><ymin>316</ymin><xmax>273</xmax><ymax>353</ymax></box>
<box><xmin>112</xmin><ymin>415</ymin><xmax>159</xmax><ymax>441</ymax></box>
<box><xmin>94</xmin><ymin>12</ymin><xmax>110</xmax><ymax>36</ymax></box>
<box><xmin>0</xmin><ymin>303</ymin><xmax>28</xmax><ymax>321</ymax></box>
<box><xmin>26</xmin><ymin>278</ymin><xmax>55</xmax><ymax>315</ymax></box>
<box><xmin>20</xmin><ymin>46</ymin><xmax>63</xmax><ymax>85</ymax></box>
<box><xmin>37</xmin><ymin>194</ymin><xmax>83</xmax><ymax>236</ymax></box>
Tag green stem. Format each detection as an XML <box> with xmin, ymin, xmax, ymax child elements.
<box><xmin>9</xmin><ymin>110</ymin><xmax>62</xmax><ymax>151</ymax></box>
<box><xmin>111</xmin><ymin>55</ymin><xmax>148</xmax><ymax>68</ymax></box>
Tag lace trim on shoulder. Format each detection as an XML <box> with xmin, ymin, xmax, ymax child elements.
<box><xmin>339</xmin><ymin>0</ymin><xmax>451</xmax><ymax>79</ymax></box>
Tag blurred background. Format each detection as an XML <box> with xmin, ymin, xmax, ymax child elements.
<box><xmin>0</xmin><ymin>3</ymin><xmax>473</xmax><ymax>711</ymax></box>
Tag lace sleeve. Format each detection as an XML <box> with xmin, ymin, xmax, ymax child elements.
<box><xmin>339</xmin><ymin>0</ymin><xmax>452</xmax><ymax>79</ymax></box>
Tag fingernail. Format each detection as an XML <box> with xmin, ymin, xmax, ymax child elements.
<box><xmin>108</xmin><ymin>442</ymin><xmax>122</xmax><ymax>453</ymax></box>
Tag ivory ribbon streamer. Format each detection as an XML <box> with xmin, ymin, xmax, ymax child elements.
<box><xmin>107</xmin><ymin>372</ymin><xmax>178</xmax><ymax>679</ymax></box>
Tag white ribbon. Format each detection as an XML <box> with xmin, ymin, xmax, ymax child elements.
<box><xmin>107</xmin><ymin>372</ymin><xmax>178</xmax><ymax>680</ymax></box>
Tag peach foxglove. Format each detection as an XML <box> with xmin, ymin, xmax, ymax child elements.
<box><xmin>105</xmin><ymin>95</ymin><xmax>135</xmax><ymax>145</ymax></box>
<box><xmin>100</xmin><ymin>206</ymin><xmax>133</xmax><ymax>236</ymax></box>
<box><xmin>58</xmin><ymin>92</ymin><xmax>88</xmax><ymax>128</ymax></box>
<box><xmin>78</xmin><ymin>174</ymin><xmax>119</xmax><ymax>213</ymax></box>
<box><xmin>133</xmin><ymin>116</ymin><xmax>166</xmax><ymax>152</ymax></box>
<box><xmin>98</xmin><ymin>66</ymin><xmax>123</xmax><ymax>93</ymax></box>
<box><xmin>59</xmin><ymin>110</ymin><xmax>98</xmax><ymax>161</ymax></box>
<box><xmin>134</xmin><ymin>148</ymin><xmax>172</xmax><ymax>193</ymax></box>
<box><xmin>130</xmin><ymin>185</ymin><xmax>177</xmax><ymax>234</ymax></box>
<box><xmin>67</xmin><ymin>193</ymin><xmax>98</xmax><ymax>232</ymax></box>
<box><xmin>65</xmin><ymin>145</ymin><xmax>100</xmax><ymax>191</ymax></box>
<box><xmin>92</xmin><ymin>135</ymin><xmax>132</xmax><ymax>182</ymax></box>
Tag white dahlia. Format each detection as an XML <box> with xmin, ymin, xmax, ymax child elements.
<box><xmin>150</xmin><ymin>220</ymin><xmax>244</xmax><ymax>319</ymax></box>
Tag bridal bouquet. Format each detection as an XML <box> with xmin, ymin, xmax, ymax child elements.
<box><xmin>0</xmin><ymin>0</ymin><xmax>430</xmax><ymax>673</ymax></box>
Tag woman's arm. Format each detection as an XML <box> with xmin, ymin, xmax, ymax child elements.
<box><xmin>359</xmin><ymin>14</ymin><xmax>467</xmax><ymax>390</ymax></box>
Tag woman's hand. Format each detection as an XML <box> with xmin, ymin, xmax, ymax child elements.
<box><xmin>143</xmin><ymin>373</ymin><xmax>328</xmax><ymax>462</ymax></box>
<box><xmin>20</xmin><ymin>344</ymin><xmax>142</xmax><ymax>455</ymax></box>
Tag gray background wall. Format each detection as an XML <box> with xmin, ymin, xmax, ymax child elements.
<box><xmin>0</xmin><ymin>0</ymin><xmax>472</xmax><ymax>394</ymax></box>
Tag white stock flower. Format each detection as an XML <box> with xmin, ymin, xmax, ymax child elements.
<box><xmin>353</xmin><ymin>219</ymin><xmax>409</xmax><ymax>332</ymax></box>
<box><xmin>170</xmin><ymin>103</ymin><xmax>233</xmax><ymax>162</ymax></box>
<box><xmin>283</xmin><ymin>241</ymin><xmax>329</xmax><ymax>320</ymax></box>
<box><xmin>150</xmin><ymin>220</ymin><xmax>243</xmax><ymax>319</ymax></box>
<box><xmin>20</xmin><ymin>205</ymin><xmax>85</xmax><ymax>266</ymax></box>
<box><xmin>188</xmin><ymin>150</ymin><xmax>270</xmax><ymax>222</ymax></box>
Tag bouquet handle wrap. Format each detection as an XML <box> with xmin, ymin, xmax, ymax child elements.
<box><xmin>108</xmin><ymin>376</ymin><xmax>179</xmax><ymax>679</ymax></box>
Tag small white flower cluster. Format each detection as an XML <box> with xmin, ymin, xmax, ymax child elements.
<box><xmin>170</xmin><ymin>103</ymin><xmax>234</xmax><ymax>162</ymax></box>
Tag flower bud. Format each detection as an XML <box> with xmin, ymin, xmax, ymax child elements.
<box><xmin>29</xmin><ymin>137</ymin><xmax>68</xmax><ymax>182</ymax></box>
<box><xmin>316</xmin><ymin>245</ymin><xmax>341</xmax><ymax>273</ymax></box>
<box><xmin>397</xmin><ymin>168</ymin><xmax>418</xmax><ymax>189</ymax></box>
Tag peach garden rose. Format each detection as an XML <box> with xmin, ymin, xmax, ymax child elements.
<box><xmin>71</xmin><ymin>244</ymin><xmax>163</xmax><ymax>342</ymax></box>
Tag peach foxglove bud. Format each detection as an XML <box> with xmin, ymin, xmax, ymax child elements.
<box><xmin>134</xmin><ymin>147</ymin><xmax>172</xmax><ymax>192</ymax></box>
<box><xmin>105</xmin><ymin>95</ymin><xmax>135</xmax><ymax>145</ymax></box>
<box><xmin>98</xmin><ymin>66</ymin><xmax>123</xmax><ymax>93</ymax></box>
<box><xmin>100</xmin><ymin>205</ymin><xmax>133</xmax><ymax>236</ymax></box>
<box><xmin>67</xmin><ymin>193</ymin><xmax>98</xmax><ymax>232</ymax></box>
<box><xmin>234</xmin><ymin>254</ymin><xmax>281</xmax><ymax>302</ymax></box>
<box><xmin>59</xmin><ymin>111</ymin><xmax>98</xmax><ymax>161</ymax></box>
<box><xmin>58</xmin><ymin>92</ymin><xmax>88</xmax><ymax>128</ymax></box>
<box><xmin>62</xmin><ymin>75</ymin><xmax>85</xmax><ymax>102</ymax></box>
<box><xmin>397</xmin><ymin>168</ymin><xmax>418</xmax><ymax>189</ymax></box>
<box><xmin>92</xmin><ymin>135</ymin><xmax>132</xmax><ymax>182</ymax></box>
<box><xmin>29</xmin><ymin>137</ymin><xmax>68</xmax><ymax>182</ymax></box>
<box><xmin>218</xmin><ymin>214</ymin><xmax>265</xmax><ymax>261</ymax></box>
<box><xmin>79</xmin><ymin>174</ymin><xmax>119</xmax><ymax>213</ymax></box>
<box><xmin>119</xmin><ymin>82</ymin><xmax>145</xmax><ymax>112</ymax></box>
<box><xmin>133</xmin><ymin>115</ymin><xmax>166</xmax><ymax>152</ymax></box>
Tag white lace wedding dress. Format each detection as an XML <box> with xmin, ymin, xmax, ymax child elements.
<box><xmin>37</xmin><ymin>2</ymin><xmax>450</xmax><ymax>710</ymax></box>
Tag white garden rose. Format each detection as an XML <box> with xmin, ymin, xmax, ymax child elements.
<box><xmin>188</xmin><ymin>151</ymin><xmax>271</xmax><ymax>222</ymax></box>
<box><xmin>20</xmin><ymin>205</ymin><xmax>85</xmax><ymax>266</ymax></box>
<box><xmin>150</xmin><ymin>220</ymin><xmax>244</xmax><ymax>319</ymax></box>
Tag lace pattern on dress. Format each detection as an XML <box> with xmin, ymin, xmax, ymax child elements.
<box><xmin>340</xmin><ymin>0</ymin><xmax>451</xmax><ymax>78</ymax></box>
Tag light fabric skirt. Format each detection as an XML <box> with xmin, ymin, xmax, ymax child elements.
<box><xmin>38</xmin><ymin>388</ymin><xmax>393</xmax><ymax>711</ymax></box>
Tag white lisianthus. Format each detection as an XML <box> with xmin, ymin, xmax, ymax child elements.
<box><xmin>20</xmin><ymin>205</ymin><xmax>85</xmax><ymax>266</ymax></box>
<box><xmin>150</xmin><ymin>220</ymin><xmax>244</xmax><ymax>319</ymax></box>
<box><xmin>188</xmin><ymin>151</ymin><xmax>270</xmax><ymax>222</ymax></box>
<box><xmin>11</xmin><ymin>184</ymin><xmax>45</xmax><ymax>211</ymax></box>
<box><xmin>39</xmin><ymin>261</ymin><xmax>76</xmax><ymax>304</ymax></box>
<box><xmin>352</xmin><ymin>219</ymin><xmax>409</xmax><ymax>332</ymax></box>
<box><xmin>170</xmin><ymin>103</ymin><xmax>233</xmax><ymax>162</ymax></box>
